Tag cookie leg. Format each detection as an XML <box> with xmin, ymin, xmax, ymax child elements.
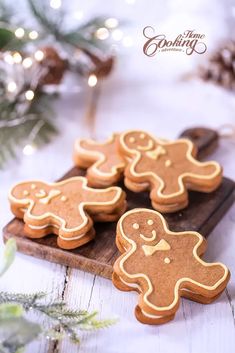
<box><xmin>57</xmin><ymin>227</ymin><xmax>96</xmax><ymax>250</ymax></box>
<box><xmin>124</xmin><ymin>177</ymin><xmax>149</xmax><ymax>192</ymax></box>
<box><xmin>92</xmin><ymin>201</ymin><xmax>127</xmax><ymax>222</ymax></box>
<box><xmin>112</xmin><ymin>272</ymin><xmax>136</xmax><ymax>292</ymax></box>
<box><xmin>24</xmin><ymin>224</ymin><xmax>55</xmax><ymax>238</ymax></box>
<box><xmin>135</xmin><ymin>305</ymin><xmax>175</xmax><ymax>325</ymax></box>
<box><xmin>151</xmin><ymin>198</ymin><xmax>188</xmax><ymax>213</ymax></box>
<box><xmin>181</xmin><ymin>288</ymin><xmax>222</xmax><ymax>304</ymax></box>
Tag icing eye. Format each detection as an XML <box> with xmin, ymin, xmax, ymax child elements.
<box><xmin>165</xmin><ymin>159</ymin><xmax>172</xmax><ymax>167</ymax></box>
<box><xmin>164</xmin><ymin>257</ymin><xmax>171</xmax><ymax>264</ymax></box>
<box><xmin>23</xmin><ymin>190</ymin><xmax>29</xmax><ymax>196</ymax></box>
<box><xmin>133</xmin><ymin>223</ymin><xmax>139</xmax><ymax>230</ymax></box>
<box><xmin>61</xmin><ymin>196</ymin><xmax>67</xmax><ymax>202</ymax></box>
<box><xmin>31</xmin><ymin>184</ymin><xmax>36</xmax><ymax>190</ymax></box>
<box><xmin>147</xmin><ymin>219</ymin><xmax>154</xmax><ymax>225</ymax></box>
<box><xmin>129</xmin><ymin>137</ymin><xmax>135</xmax><ymax>143</ymax></box>
<box><xmin>140</xmin><ymin>133</ymin><xmax>145</xmax><ymax>139</ymax></box>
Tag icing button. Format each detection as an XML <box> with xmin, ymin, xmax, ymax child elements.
<box><xmin>165</xmin><ymin>159</ymin><xmax>172</xmax><ymax>167</ymax></box>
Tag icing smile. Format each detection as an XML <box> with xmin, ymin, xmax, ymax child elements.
<box><xmin>140</xmin><ymin>229</ymin><xmax>157</xmax><ymax>241</ymax></box>
<box><xmin>137</xmin><ymin>139</ymin><xmax>154</xmax><ymax>151</ymax></box>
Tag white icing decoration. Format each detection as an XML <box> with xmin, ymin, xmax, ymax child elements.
<box><xmin>133</xmin><ymin>223</ymin><xmax>139</xmax><ymax>230</ymax></box>
<box><xmin>137</xmin><ymin>139</ymin><xmax>154</xmax><ymax>151</ymax></box>
<box><xmin>23</xmin><ymin>190</ymin><xmax>29</xmax><ymax>196</ymax></box>
<box><xmin>31</xmin><ymin>184</ymin><xmax>36</xmax><ymax>189</ymax></box>
<box><xmin>129</xmin><ymin>137</ymin><xmax>135</xmax><ymax>143</ymax></box>
<box><xmin>142</xmin><ymin>239</ymin><xmax>171</xmax><ymax>256</ymax></box>
<box><xmin>165</xmin><ymin>159</ymin><xmax>172</xmax><ymax>167</ymax></box>
<box><xmin>147</xmin><ymin>219</ymin><xmax>153</xmax><ymax>225</ymax></box>
<box><xmin>146</xmin><ymin>145</ymin><xmax>166</xmax><ymax>160</ymax></box>
<box><xmin>39</xmin><ymin>189</ymin><xmax>61</xmax><ymax>204</ymax></box>
<box><xmin>140</xmin><ymin>133</ymin><xmax>145</xmax><ymax>139</ymax></box>
<box><xmin>140</xmin><ymin>229</ymin><xmax>156</xmax><ymax>241</ymax></box>
<box><xmin>35</xmin><ymin>189</ymin><xmax>47</xmax><ymax>198</ymax></box>
<box><xmin>164</xmin><ymin>257</ymin><xmax>171</xmax><ymax>264</ymax></box>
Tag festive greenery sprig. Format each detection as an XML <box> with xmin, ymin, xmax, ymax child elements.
<box><xmin>0</xmin><ymin>240</ymin><xmax>116</xmax><ymax>352</ymax></box>
<box><xmin>0</xmin><ymin>0</ymin><xmax>117</xmax><ymax>168</ymax></box>
<box><xmin>0</xmin><ymin>291</ymin><xmax>116</xmax><ymax>350</ymax></box>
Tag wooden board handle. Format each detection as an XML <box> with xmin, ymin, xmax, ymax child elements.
<box><xmin>179</xmin><ymin>127</ymin><xmax>219</xmax><ymax>159</ymax></box>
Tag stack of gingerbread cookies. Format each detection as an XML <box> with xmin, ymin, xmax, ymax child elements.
<box><xmin>8</xmin><ymin>129</ymin><xmax>230</xmax><ymax>325</ymax></box>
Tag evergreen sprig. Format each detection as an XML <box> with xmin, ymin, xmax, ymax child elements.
<box><xmin>0</xmin><ymin>291</ymin><xmax>116</xmax><ymax>351</ymax></box>
<box><xmin>0</xmin><ymin>0</ymin><xmax>116</xmax><ymax>168</ymax></box>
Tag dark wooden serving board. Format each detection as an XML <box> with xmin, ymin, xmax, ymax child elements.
<box><xmin>3</xmin><ymin>128</ymin><xmax>235</xmax><ymax>279</ymax></box>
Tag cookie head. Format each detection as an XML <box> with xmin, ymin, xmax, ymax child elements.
<box><xmin>119</xmin><ymin>209</ymin><xmax>165</xmax><ymax>246</ymax></box>
<box><xmin>9</xmin><ymin>181</ymin><xmax>50</xmax><ymax>204</ymax></box>
<box><xmin>122</xmin><ymin>131</ymin><xmax>156</xmax><ymax>152</ymax></box>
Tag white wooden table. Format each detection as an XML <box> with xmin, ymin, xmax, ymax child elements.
<box><xmin>1</xmin><ymin>0</ymin><xmax>235</xmax><ymax>352</ymax></box>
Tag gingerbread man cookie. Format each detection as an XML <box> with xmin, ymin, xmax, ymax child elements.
<box><xmin>73</xmin><ymin>133</ymin><xmax>126</xmax><ymax>187</ymax></box>
<box><xmin>9</xmin><ymin>176</ymin><xmax>126</xmax><ymax>249</ymax></box>
<box><xmin>113</xmin><ymin>209</ymin><xmax>230</xmax><ymax>324</ymax></box>
<box><xmin>118</xmin><ymin>130</ymin><xmax>222</xmax><ymax>212</ymax></box>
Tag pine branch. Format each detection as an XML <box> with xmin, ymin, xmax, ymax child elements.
<box><xmin>27</xmin><ymin>0</ymin><xmax>110</xmax><ymax>57</ymax></box>
<box><xmin>0</xmin><ymin>292</ymin><xmax>46</xmax><ymax>309</ymax></box>
<box><xmin>0</xmin><ymin>88</ymin><xmax>58</xmax><ymax>167</ymax></box>
<box><xmin>0</xmin><ymin>0</ymin><xmax>116</xmax><ymax>167</ymax></box>
<box><xmin>28</xmin><ymin>0</ymin><xmax>64</xmax><ymax>39</ymax></box>
<box><xmin>0</xmin><ymin>291</ymin><xmax>116</xmax><ymax>348</ymax></box>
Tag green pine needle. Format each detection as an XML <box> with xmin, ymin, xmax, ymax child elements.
<box><xmin>0</xmin><ymin>291</ymin><xmax>116</xmax><ymax>348</ymax></box>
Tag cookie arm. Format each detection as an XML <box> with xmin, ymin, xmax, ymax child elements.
<box><xmin>184</xmin><ymin>160</ymin><xmax>222</xmax><ymax>192</ymax></box>
<box><xmin>83</xmin><ymin>186</ymin><xmax>125</xmax><ymax>214</ymax></box>
<box><xmin>73</xmin><ymin>139</ymin><xmax>99</xmax><ymax>168</ymax></box>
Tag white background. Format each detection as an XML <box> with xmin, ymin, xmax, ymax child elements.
<box><xmin>0</xmin><ymin>0</ymin><xmax>235</xmax><ymax>352</ymax></box>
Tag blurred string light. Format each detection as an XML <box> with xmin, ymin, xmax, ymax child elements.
<box><xmin>4</xmin><ymin>53</ymin><xmax>14</xmax><ymax>65</ymax></box>
<box><xmin>14</xmin><ymin>27</ymin><xmax>25</xmax><ymax>38</ymax></box>
<box><xmin>50</xmin><ymin>0</ymin><xmax>61</xmax><ymax>9</ymax></box>
<box><xmin>94</xmin><ymin>17</ymin><xmax>134</xmax><ymax>49</ymax></box>
<box><xmin>12</xmin><ymin>52</ymin><xmax>22</xmax><ymax>63</ymax></box>
<box><xmin>25</xmin><ymin>90</ymin><xmax>34</xmax><ymax>101</ymax></box>
<box><xmin>23</xmin><ymin>144</ymin><xmax>35</xmax><ymax>155</ymax></box>
<box><xmin>29</xmin><ymin>30</ymin><xmax>38</xmax><ymax>40</ymax></box>
<box><xmin>88</xmin><ymin>74</ymin><xmax>98</xmax><ymax>87</ymax></box>
<box><xmin>7</xmin><ymin>81</ymin><xmax>17</xmax><ymax>93</ymax></box>
<box><xmin>95</xmin><ymin>27</ymin><xmax>109</xmax><ymax>40</ymax></box>
<box><xmin>34</xmin><ymin>50</ymin><xmax>44</xmax><ymax>61</ymax></box>
<box><xmin>105</xmin><ymin>18</ymin><xmax>119</xmax><ymax>29</ymax></box>
<box><xmin>22</xmin><ymin>57</ymin><xmax>33</xmax><ymax>68</ymax></box>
